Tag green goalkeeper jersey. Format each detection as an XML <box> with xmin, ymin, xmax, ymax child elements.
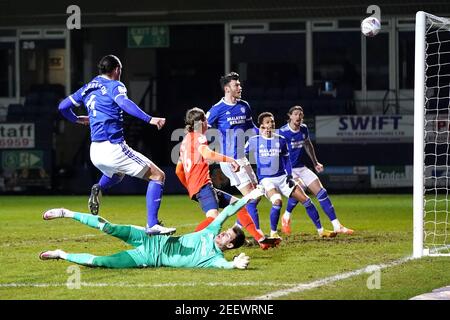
<box><xmin>127</xmin><ymin>199</ymin><xmax>246</xmax><ymax>269</ymax></box>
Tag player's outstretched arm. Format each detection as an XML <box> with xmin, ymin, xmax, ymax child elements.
<box><xmin>198</xmin><ymin>145</ymin><xmax>240</xmax><ymax>171</ymax></box>
<box><xmin>58</xmin><ymin>97</ymin><xmax>88</xmax><ymax>125</ymax></box>
<box><xmin>208</xmin><ymin>187</ymin><xmax>264</xmax><ymax>229</ymax></box>
<box><xmin>209</xmin><ymin>253</ymin><xmax>250</xmax><ymax>269</ymax></box>
<box><xmin>115</xmin><ymin>95</ymin><xmax>152</xmax><ymax>123</ymax></box>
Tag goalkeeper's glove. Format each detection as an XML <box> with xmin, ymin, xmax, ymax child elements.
<box><xmin>233</xmin><ymin>253</ymin><xmax>250</xmax><ymax>269</ymax></box>
<box><xmin>286</xmin><ymin>174</ymin><xmax>295</xmax><ymax>188</ymax></box>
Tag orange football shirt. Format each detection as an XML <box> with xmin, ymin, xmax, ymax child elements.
<box><xmin>179</xmin><ymin>132</ymin><xmax>211</xmax><ymax>198</ymax></box>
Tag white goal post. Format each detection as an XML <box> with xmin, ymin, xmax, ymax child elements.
<box><xmin>414</xmin><ymin>11</ymin><xmax>450</xmax><ymax>257</ymax></box>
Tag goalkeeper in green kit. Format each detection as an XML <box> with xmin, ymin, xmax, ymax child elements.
<box><xmin>39</xmin><ymin>188</ymin><xmax>265</xmax><ymax>269</ymax></box>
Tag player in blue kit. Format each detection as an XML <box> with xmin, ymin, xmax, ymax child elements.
<box><xmin>206</xmin><ymin>72</ymin><xmax>264</xmax><ymax>236</ymax></box>
<box><xmin>278</xmin><ymin>106</ymin><xmax>353</xmax><ymax>236</ymax></box>
<box><xmin>245</xmin><ymin>112</ymin><xmax>336</xmax><ymax>238</ymax></box>
<box><xmin>58</xmin><ymin>55</ymin><xmax>175</xmax><ymax>235</ymax></box>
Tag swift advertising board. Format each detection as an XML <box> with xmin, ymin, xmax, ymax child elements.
<box><xmin>316</xmin><ymin>115</ymin><xmax>413</xmax><ymax>144</ymax></box>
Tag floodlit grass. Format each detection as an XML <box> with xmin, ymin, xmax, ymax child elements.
<box><xmin>0</xmin><ymin>194</ymin><xmax>449</xmax><ymax>300</ymax></box>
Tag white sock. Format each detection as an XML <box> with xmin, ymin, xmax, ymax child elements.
<box><xmin>64</xmin><ymin>210</ymin><xmax>74</xmax><ymax>218</ymax></box>
<box><xmin>283</xmin><ymin>211</ymin><xmax>291</xmax><ymax>219</ymax></box>
<box><xmin>331</xmin><ymin>219</ymin><xmax>341</xmax><ymax>231</ymax></box>
<box><xmin>317</xmin><ymin>227</ymin><xmax>324</xmax><ymax>234</ymax></box>
<box><xmin>59</xmin><ymin>251</ymin><xmax>68</xmax><ymax>259</ymax></box>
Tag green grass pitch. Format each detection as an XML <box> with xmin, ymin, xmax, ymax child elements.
<box><xmin>1</xmin><ymin>194</ymin><xmax>449</xmax><ymax>300</ymax></box>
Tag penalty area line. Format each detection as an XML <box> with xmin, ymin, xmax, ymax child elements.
<box><xmin>250</xmin><ymin>256</ymin><xmax>414</xmax><ymax>300</ymax></box>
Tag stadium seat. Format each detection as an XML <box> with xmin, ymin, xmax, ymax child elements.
<box><xmin>6</xmin><ymin>104</ymin><xmax>25</xmax><ymax>122</ymax></box>
<box><xmin>24</xmin><ymin>92</ymin><xmax>41</xmax><ymax>107</ymax></box>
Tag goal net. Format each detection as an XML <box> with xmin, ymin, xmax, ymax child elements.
<box><xmin>414</xmin><ymin>11</ymin><xmax>450</xmax><ymax>257</ymax></box>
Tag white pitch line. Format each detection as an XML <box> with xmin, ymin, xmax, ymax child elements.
<box><xmin>0</xmin><ymin>282</ymin><xmax>295</xmax><ymax>288</ymax></box>
<box><xmin>250</xmin><ymin>256</ymin><xmax>414</xmax><ymax>300</ymax></box>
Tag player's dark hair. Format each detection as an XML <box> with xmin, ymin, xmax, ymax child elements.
<box><xmin>185</xmin><ymin>107</ymin><xmax>206</xmax><ymax>132</ymax></box>
<box><xmin>288</xmin><ymin>105</ymin><xmax>303</xmax><ymax>115</ymax></box>
<box><xmin>98</xmin><ymin>55</ymin><xmax>121</xmax><ymax>75</ymax></box>
<box><xmin>220</xmin><ymin>72</ymin><xmax>240</xmax><ymax>91</ymax></box>
<box><xmin>258</xmin><ymin>112</ymin><xmax>274</xmax><ymax>126</ymax></box>
<box><xmin>287</xmin><ymin>105</ymin><xmax>304</xmax><ymax>121</ymax></box>
<box><xmin>230</xmin><ymin>226</ymin><xmax>246</xmax><ymax>249</ymax></box>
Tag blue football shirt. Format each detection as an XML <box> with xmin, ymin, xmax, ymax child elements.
<box><xmin>206</xmin><ymin>98</ymin><xmax>257</xmax><ymax>159</ymax></box>
<box><xmin>244</xmin><ymin>133</ymin><xmax>291</xmax><ymax>180</ymax></box>
<box><xmin>278</xmin><ymin>123</ymin><xmax>310</xmax><ymax>169</ymax></box>
<box><xmin>69</xmin><ymin>75</ymin><xmax>129</xmax><ymax>143</ymax></box>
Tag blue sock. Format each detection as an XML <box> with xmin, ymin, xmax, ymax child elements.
<box><xmin>270</xmin><ymin>205</ymin><xmax>282</xmax><ymax>232</ymax></box>
<box><xmin>146</xmin><ymin>180</ymin><xmax>164</xmax><ymax>227</ymax></box>
<box><xmin>317</xmin><ymin>188</ymin><xmax>337</xmax><ymax>221</ymax></box>
<box><xmin>286</xmin><ymin>197</ymin><xmax>299</xmax><ymax>213</ymax></box>
<box><xmin>302</xmin><ymin>198</ymin><xmax>322</xmax><ymax>229</ymax></box>
<box><xmin>98</xmin><ymin>174</ymin><xmax>123</xmax><ymax>191</ymax></box>
<box><xmin>245</xmin><ymin>200</ymin><xmax>260</xmax><ymax>229</ymax></box>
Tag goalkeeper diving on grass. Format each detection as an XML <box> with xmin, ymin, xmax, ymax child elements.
<box><xmin>38</xmin><ymin>188</ymin><xmax>265</xmax><ymax>269</ymax></box>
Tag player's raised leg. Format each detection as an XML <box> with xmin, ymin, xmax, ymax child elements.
<box><xmin>88</xmin><ymin>173</ymin><xmax>124</xmax><ymax>215</ymax></box>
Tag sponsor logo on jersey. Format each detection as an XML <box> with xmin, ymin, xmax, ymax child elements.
<box><xmin>259</xmin><ymin>148</ymin><xmax>282</xmax><ymax>157</ymax></box>
<box><xmin>291</xmin><ymin>141</ymin><xmax>303</xmax><ymax>149</ymax></box>
<box><xmin>227</xmin><ymin>115</ymin><xmax>246</xmax><ymax>125</ymax></box>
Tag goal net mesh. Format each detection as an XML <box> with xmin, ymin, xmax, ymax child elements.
<box><xmin>423</xmin><ymin>13</ymin><xmax>450</xmax><ymax>255</ymax></box>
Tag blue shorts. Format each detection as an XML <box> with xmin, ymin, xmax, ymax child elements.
<box><xmin>194</xmin><ymin>184</ymin><xmax>234</xmax><ymax>214</ymax></box>
<box><xmin>195</xmin><ymin>184</ymin><xmax>219</xmax><ymax>213</ymax></box>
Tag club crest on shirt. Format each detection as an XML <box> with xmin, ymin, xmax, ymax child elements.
<box><xmin>241</xmin><ymin>107</ymin><xmax>245</xmax><ymax>113</ymax></box>
<box><xmin>275</xmin><ymin>142</ymin><xmax>280</xmax><ymax>148</ymax></box>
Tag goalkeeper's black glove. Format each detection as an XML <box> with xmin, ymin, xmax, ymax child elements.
<box><xmin>286</xmin><ymin>174</ymin><xmax>295</xmax><ymax>188</ymax></box>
